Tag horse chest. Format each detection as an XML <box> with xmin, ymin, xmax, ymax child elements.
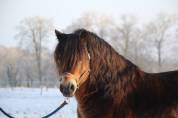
<box><xmin>76</xmin><ymin>94</ymin><xmax>115</xmax><ymax>118</ymax></box>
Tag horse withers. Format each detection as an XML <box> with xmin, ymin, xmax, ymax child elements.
<box><xmin>54</xmin><ymin>29</ymin><xmax>178</xmax><ymax>118</ymax></box>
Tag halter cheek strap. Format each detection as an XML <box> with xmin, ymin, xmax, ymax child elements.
<box><xmin>76</xmin><ymin>69</ymin><xmax>90</xmax><ymax>89</ymax></box>
<box><xmin>76</xmin><ymin>52</ymin><xmax>91</xmax><ymax>88</ymax></box>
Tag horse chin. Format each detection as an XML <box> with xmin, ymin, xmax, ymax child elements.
<box><xmin>61</xmin><ymin>89</ymin><xmax>76</xmax><ymax>97</ymax></box>
<box><xmin>62</xmin><ymin>93</ymin><xmax>75</xmax><ymax>97</ymax></box>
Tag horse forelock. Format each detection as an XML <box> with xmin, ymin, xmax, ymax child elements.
<box><xmin>54</xmin><ymin>33</ymin><xmax>86</xmax><ymax>73</ymax></box>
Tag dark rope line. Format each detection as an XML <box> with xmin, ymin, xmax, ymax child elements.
<box><xmin>0</xmin><ymin>100</ymin><xmax>68</xmax><ymax>118</ymax></box>
<box><xmin>42</xmin><ymin>100</ymin><xmax>68</xmax><ymax>118</ymax></box>
<box><xmin>0</xmin><ymin>107</ymin><xmax>14</xmax><ymax>118</ymax></box>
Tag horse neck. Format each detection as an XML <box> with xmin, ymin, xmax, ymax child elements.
<box><xmin>75</xmin><ymin>51</ymin><xmax>144</xmax><ymax>104</ymax></box>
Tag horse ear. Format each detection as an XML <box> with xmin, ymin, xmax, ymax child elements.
<box><xmin>55</xmin><ymin>29</ymin><xmax>66</xmax><ymax>42</ymax></box>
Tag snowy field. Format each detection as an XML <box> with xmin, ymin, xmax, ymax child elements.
<box><xmin>0</xmin><ymin>88</ymin><xmax>77</xmax><ymax>118</ymax></box>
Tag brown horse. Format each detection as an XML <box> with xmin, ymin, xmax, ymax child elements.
<box><xmin>54</xmin><ymin>29</ymin><xmax>178</xmax><ymax>118</ymax></box>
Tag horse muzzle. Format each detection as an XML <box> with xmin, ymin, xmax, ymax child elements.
<box><xmin>59</xmin><ymin>76</ymin><xmax>78</xmax><ymax>97</ymax></box>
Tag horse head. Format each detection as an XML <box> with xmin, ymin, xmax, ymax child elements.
<box><xmin>54</xmin><ymin>29</ymin><xmax>90</xmax><ymax>97</ymax></box>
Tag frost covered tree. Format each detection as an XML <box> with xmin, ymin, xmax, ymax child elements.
<box><xmin>16</xmin><ymin>16</ymin><xmax>53</xmax><ymax>93</ymax></box>
<box><xmin>144</xmin><ymin>13</ymin><xmax>177</xmax><ymax>71</ymax></box>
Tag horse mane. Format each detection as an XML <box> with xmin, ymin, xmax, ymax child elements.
<box><xmin>73</xmin><ymin>29</ymin><xmax>144</xmax><ymax>102</ymax></box>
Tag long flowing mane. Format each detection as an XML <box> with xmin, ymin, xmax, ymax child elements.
<box><xmin>74</xmin><ymin>29</ymin><xmax>143</xmax><ymax>99</ymax></box>
<box><xmin>55</xmin><ymin>29</ymin><xmax>178</xmax><ymax>118</ymax></box>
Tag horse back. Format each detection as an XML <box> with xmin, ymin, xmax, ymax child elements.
<box><xmin>128</xmin><ymin>70</ymin><xmax>178</xmax><ymax>117</ymax></box>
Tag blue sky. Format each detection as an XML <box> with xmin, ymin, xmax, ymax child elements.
<box><xmin>0</xmin><ymin>0</ymin><xmax>177</xmax><ymax>49</ymax></box>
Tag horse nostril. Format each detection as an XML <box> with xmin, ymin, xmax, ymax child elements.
<box><xmin>59</xmin><ymin>85</ymin><xmax>64</xmax><ymax>92</ymax></box>
<box><xmin>70</xmin><ymin>84</ymin><xmax>75</xmax><ymax>92</ymax></box>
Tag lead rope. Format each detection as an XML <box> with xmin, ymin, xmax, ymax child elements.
<box><xmin>0</xmin><ymin>98</ymin><xmax>69</xmax><ymax>118</ymax></box>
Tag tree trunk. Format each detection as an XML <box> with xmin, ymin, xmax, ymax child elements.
<box><xmin>158</xmin><ymin>41</ymin><xmax>162</xmax><ymax>72</ymax></box>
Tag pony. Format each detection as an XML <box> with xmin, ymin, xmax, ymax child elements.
<box><xmin>54</xmin><ymin>29</ymin><xmax>178</xmax><ymax>118</ymax></box>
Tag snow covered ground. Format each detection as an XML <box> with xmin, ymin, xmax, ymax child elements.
<box><xmin>0</xmin><ymin>88</ymin><xmax>77</xmax><ymax>118</ymax></box>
